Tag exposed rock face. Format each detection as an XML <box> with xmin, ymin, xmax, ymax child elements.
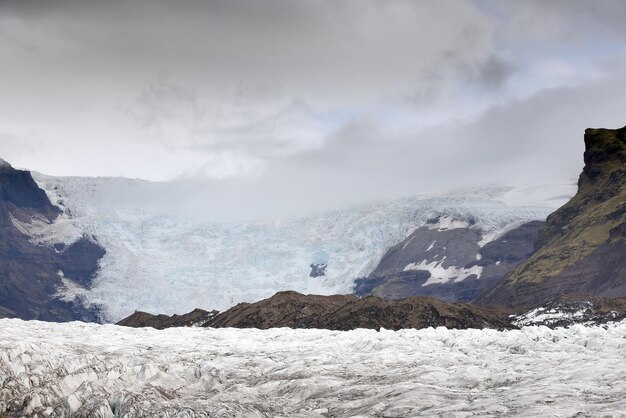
<box><xmin>0</xmin><ymin>159</ymin><xmax>105</xmax><ymax>321</ymax></box>
<box><xmin>202</xmin><ymin>291</ymin><xmax>514</xmax><ymax>330</ymax></box>
<box><xmin>309</xmin><ymin>262</ymin><xmax>327</xmax><ymax>277</ymax></box>
<box><xmin>354</xmin><ymin>218</ymin><xmax>543</xmax><ymax>302</ymax></box>
<box><xmin>116</xmin><ymin>308</ymin><xmax>218</xmax><ymax>329</ymax></box>
<box><xmin>477</xmin><ymin>126</ymin><xmax>626</xmax><ymax>306</ymax></box>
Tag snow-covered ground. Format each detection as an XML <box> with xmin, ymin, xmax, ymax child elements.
<box><xmin>27</xmin><ymin>175</ymin><xmax>571</xmax><ymax>321</ymax></box>
<box><xmin>2</xmin><ymin>319</ymin><xmax>626</xmax><ymax>417</ymax></box>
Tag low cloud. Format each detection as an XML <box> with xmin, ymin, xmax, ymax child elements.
<box><xmin>0</xmin><ymin>0</ymin><xmax>625</xmax><ymax>217</ymax></box>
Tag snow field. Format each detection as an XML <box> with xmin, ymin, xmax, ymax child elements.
<box><xmin>1</xmin><ymin>319</ymin><xmax>626</xmax><ymax>417</ymax></box>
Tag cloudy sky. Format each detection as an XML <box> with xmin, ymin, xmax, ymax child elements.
<box><xmin>1</xmin><ymin>0</ymin><xmax>626</xmax><ymax>214</ymax></box>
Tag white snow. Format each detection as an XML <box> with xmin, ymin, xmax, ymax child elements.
<box><xmin>2</xmin><ymin>319</ymin><xmax>626</xmax><ymax>417</ymax></box>
<box><xmin>30</xmin><ymin>174</ymin><xmax>554</xmax><ymax>321</ymax></box>
<box><xmin>404</xmin><ymin>259</ymin><xmax>483</xmax><ymax>285</ymax></box>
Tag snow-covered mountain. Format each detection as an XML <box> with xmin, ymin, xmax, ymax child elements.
<box><xmin>28</xmin><ymin>174</ymin><xmax>572</xmax><ymax>321</ymax></box>
<box><xmin>2</xmin><ymin>318</ymin><xmax>626</xmax><ymax>417</ymax></box>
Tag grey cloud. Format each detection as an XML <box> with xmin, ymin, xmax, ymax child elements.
<box><xmin>479</xmin><ymin>0</ymin><xmax>626</xmax><ymax>45</ymax></box>
<box><xmin>0</xmin><ymin>0</ymin><xmax>625</xmax><ymax>218</ymax></box>
<box><xmin>242</xmin><ymin>70</ymin><xmax>626</xmax><ymax>215</ymax></box>
<box><xmin>474</xmin><ymin>55</ymin><xmax>516</xmax><ymax>90</ymax></box>
<box><xmin>1</xmin><ymin>0</ymin><xmax>495</xmax><ymax>93</ymax></box>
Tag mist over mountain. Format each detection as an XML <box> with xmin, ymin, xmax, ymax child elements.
<box><xmin>2</xmin><ymin>2</ymin><xmax>626</xmax><ymax>417</ymax></box>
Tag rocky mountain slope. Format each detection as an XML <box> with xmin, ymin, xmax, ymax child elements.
<box><xmin>0</xmin><ymin>158</ymin><xmax>105</xmax><ymax>321</ymax></box>
<box><xmin>354</xmin><ymin>217</ymin><xmax>543</xmax><ymax>302</ymax></box>
<box><xmin>477</xmin><ymin>126</ymin><xmax>626</xmax><ymax>306</ymax></box>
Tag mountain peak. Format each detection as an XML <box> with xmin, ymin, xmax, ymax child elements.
<box><xmin>582</xmin><ymin>126</ymin><xmax>626</xmax><ymax>183</ymax></box>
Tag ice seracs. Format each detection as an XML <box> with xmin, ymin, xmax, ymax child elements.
<box><xmin>30</xmin><ymin>173</ymin><xmax>568</xmax><ymax>321</ymax></box>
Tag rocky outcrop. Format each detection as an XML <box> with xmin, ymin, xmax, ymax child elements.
<box><xmin>123</xmin><ymin>291</ymin><xmax>512</xmax><ymax>331</ymax></box>
<box><xmin>477</xmin><ymin>126</ymin><xmax>626</xmax><ymax>306</ymax></box>
<box><xmin>309</xmin><ymin>262</ymin><xmax>327</xmax><ymax>277</ymax></box>
<box><xmin>354</xmin><ymin>219</ymin><xmax>543</xmax><ymax>302</ymax></box>
<box><xmin>117</xmin><ymin>291</ymin><xmax>626</xmax><ymax>331</ymax></box>
<box><xmin>116</xmin><ymin>308</ymin><xmax>218</xmax><ymax>329</ymax></box>
<box><xmin>511</xmin><ymin>294</ymin><xmax>626</xmax><ymax>328</ymax></box>
<box><xmin>0</xmin><ymin>158</ymin><xmax>105</xmax><ymax>321</ymax></box>
<box><xmin>205</xmin><ymin>291</ymin><xmax>514</xmax><ymax>330</ymax></box>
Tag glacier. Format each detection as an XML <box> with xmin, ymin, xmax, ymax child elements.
<box><xmin>2</xmin><ymin>318</ymin><xmax>626</xmax><ymax>417</ymax></box>
<box><xmin>27</xmin><ymin>174</ymin><xmax>570</xmax><ymax>321</ymax></box>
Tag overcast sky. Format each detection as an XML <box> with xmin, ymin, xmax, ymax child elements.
<box><xmin>1</xmin><ymin>0</ymin><xmax>626</xmax><ymax>214</ymax></box>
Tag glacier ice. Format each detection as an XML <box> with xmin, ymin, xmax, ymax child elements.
<box><xmin>29</xmin><ymin>174</ymin><xmax>564</xmax><ymax>321</ymax></box>
<box><xmin>1</xmin><ymin>318</ymin><xmax>626</xmax><ymax>417</ymax></box>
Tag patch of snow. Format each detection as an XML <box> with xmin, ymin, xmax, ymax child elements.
<box><xmin>404</xmin><ymin>259</ymin><xmax>483</xmax><ymax>285</ymax></box>
<box><xmin>2</xmin><ymin>319</ymin><xmax>626</xmax><ymax>417</ymax></box>
<box><xmin>426</xmin><ymin>240</ymin><xmax>436</xmax><ymax>252</ymax></box>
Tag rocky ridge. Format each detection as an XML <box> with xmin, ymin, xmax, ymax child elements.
<box><xmin>117</xmin><ymin>291</ymin><xmax>626</xmax><ymax>331</ymax></box>
<box><xmin>118</xmin><ymin>291</ymin><xmax>515</xmax><ymax>330</ymax></box>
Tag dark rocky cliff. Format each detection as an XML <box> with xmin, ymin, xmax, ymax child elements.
<box><xmin>477</xmin><ymin>126</ymin><xmax>626</xmax><ymax>306</ymax></box>
<box><xmin>0</xmin><ymin>159</ymin><xmax>105</xmax><ymax>321</ymax></box>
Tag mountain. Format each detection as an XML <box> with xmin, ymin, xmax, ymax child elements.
<box><xmin>30</xmin><ymin>172</ymin><xmax>560</xmax><ymax>321</ymax></box>
<box><xmin>477</xmin><ymin>126</ymin><xmax>626</xmax><ymax>306</ymax></box>
<box><xmin>354</xmin><ymin>217</ymin><xmax>543</xmax><ymax>302</ymax></box>
<box><xmin>0</xmin><ymin>159</ymin><xmax>105</xmax><ymax>321</ymax></box>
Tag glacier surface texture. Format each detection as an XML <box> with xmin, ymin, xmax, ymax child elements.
<box><xmin>1</xmin><ymin>319</ymin><xmax>625</xmax><ymax>417</ymax></box>
<box><xmin>29</xmin><ymin>175</ymin><xmax>568</xmax><ymax>321</ymax></box>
